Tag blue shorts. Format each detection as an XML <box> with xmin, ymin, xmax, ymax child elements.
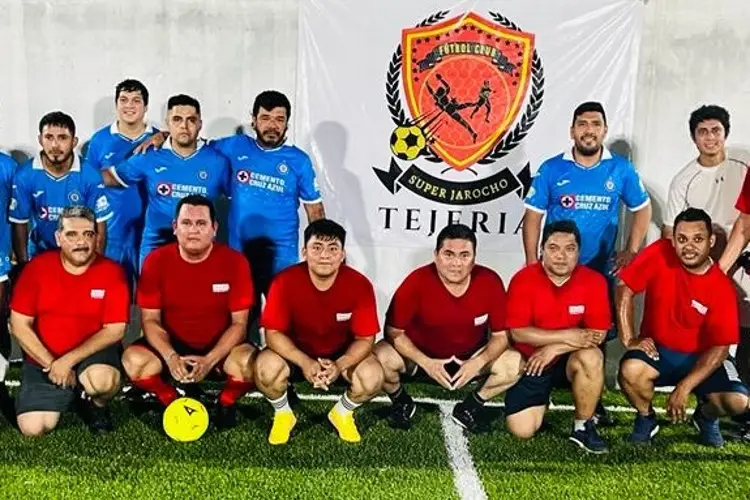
<box><xmin>621</xmin><ymin>345</ymin><xmax>749</xmax><ymax>399</ymax></box>
<box><xmin>504</xmin><ymin>353</ymin><xmax>572</xmax><ymax>416</ymax></box>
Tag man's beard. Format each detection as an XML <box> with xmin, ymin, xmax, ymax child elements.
<box><xmin>254</xmin><ymin>126</ymin><xmax>286</xmax><ymax>149</ymax></box>
<box><xmin>574</xmin><ymin>141</ymin><xmax>601</xmax><ymax>157</ymax></box>
<box><xmin>44</xmin><ymin>150</ymin><xmax>73</xmax><ymax>166</ymax></box>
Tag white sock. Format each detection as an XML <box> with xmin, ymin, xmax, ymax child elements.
<box><xmin>333</xmin><ymin>392</ymin><xmax>361</xmax><ymax>416</ymax></box>
<box><xmin>268</xmin><ymin>391</ymin><xmax>292</xmax><ymax>414</ymax></box>
<box><xmin>0</xmin><ymin>353</ymin><xmax>8</xmax><ymax>383</ymax></box>
<box><xmin>573</xmin><ymin>419</ymin><xmax>587</xmax><ymax>432</ymax></box>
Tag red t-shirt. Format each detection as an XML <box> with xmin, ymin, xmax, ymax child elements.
<box><xmin>137</xmin><ymin>243</ymin><xmax>254</xmax><ymax>350</ymax></box>
<box><xmin>10</xmin><ymin>251</ymin><xmax>130</xmax><ymax>361</ymax></box>
<box><xmin>505</xmin><ymin>263</ymin><xmax>612</xmax><ymax>359</ymax></box>
<box><xmin>386</xmin><ymin>264</ymin><xmax>507</xmax><ymax>359</ymax></box>
<box><xmin>619</xmin><ymin>239</ymin><xmax>738</xmax><ymax>353</ymax></box>
<box><xmin>261</xmin><ymin>263</ymin><xmax>380</xmax><ymax>358</ymax></box>
<box><xmin>735</xmin><ymin>169</ymin><xmax>750</xmax><ymax>214</ymax></box>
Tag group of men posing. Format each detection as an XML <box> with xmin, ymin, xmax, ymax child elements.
<box><xmin>0</xmin><ymin>82</ymin><xmax>749</xmax><ymax>455</ymax></box>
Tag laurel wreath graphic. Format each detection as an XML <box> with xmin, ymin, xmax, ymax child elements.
<box><xmin>385</xmin><ymin>10</ymin><xmax>544</xmax><ymax>165</ymax></box>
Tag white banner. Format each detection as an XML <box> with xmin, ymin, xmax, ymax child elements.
<box><xmin>297</xmin><ymin>0</ymin><xmax>643</xmax><ymax>258</ymax></box>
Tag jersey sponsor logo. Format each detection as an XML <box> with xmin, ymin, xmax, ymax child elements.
<box><xmin>156</xmin><ymin>182</ymin><xmax>207</xmax><ymax>199</ymax></box>
<box><xmin>559</xmin><ymin>193</ymin><xmax>611</xmax><ymax>211</ymax></box>
<box><xmin>90</xmin><ymin>289</ymin><xmax>106</xmax><ymax>299</ymax></box>
<box><xmin>104</xmin><ymin>152</ymin><xmax>115</xmax><ymax>160</ymax></box>
<box><xmin>277</xmin><ymin>162</ymin><xmax>289</xmax><ymax>175</ymax></box>
<box><xmin>155</xmin><ymin>166</ymin><xmax>168</xmax><ymax>173</ymax></box>
<box><xmin>68</xmin><ymin>190</ymin><xmax>81</xmax><ymax>203</ymax></box>
<box><xmin>238</xmin><ymin>170</ymin><xmax>287</xmax><ymax>194</ymax></box>
<box><xmin>212</xmin><ymin>283</ymin><xmax>230</xmax><ymax>293</ymax></box>
<box><xmin>96</xmin><ymin>195</ymin><xmax>109</xmax><ymax>211</ymax></box>
<box><xmin>198</xmin><ymin>170</ymin><xmax>208</xmax><ymax>180</ymax></box>
<box><xmin>604</xmin><ymin>177</ymin><xmax>615</xmax><ymax>192</ymax></box>
<box><xmin>568</xmin><ymin>305</ymin><xmax>585</xmax><ymax>315</ymax></box>
<box><xmin>9</xmin><ymin>198</ymin><xmax>17</xmax><ymax>211</ymax></box>
<box><xmin>236</xmin><ymin>170</ymin><xmax>250</xmax><ymax>183</ymax></box>
<box><xmin>556</xmin><ymin>179</ymin><xmax>570</xmax><ymax>187</ymax></box>
<box><xmin>691</xmin><ymin>299</ymin><xmax>708</xmax><ymax>315</ymax></box>
<box><xmin>560</xmin><ymin>194</ymin><xmax>575</xmax><ymax>208</ymax></box>
<box><xmin>39</xmin><ymin>206</ymin><xmax>64</xmax><ymax>221</ymax></box>
<box><xmin>157</xmin><ymin>183</ymin><xmax>172</xmax><ymax>196</ymax></box>
<box><xmin>473</xmin><ymin>313</ymin><xmax>488</xmax><ymax>326</ymax></box>
<box><xmin>336</xmin><ymin>312</ymin><xmax>352</xmax><ymax>321</ymax></box>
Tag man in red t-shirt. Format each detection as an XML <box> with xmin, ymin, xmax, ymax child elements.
<box><xmin>504</xmin><ymin>220</ymin><xmax>611</xmax><ymax>454</ymax></box>
<box><xmin>619</xmin><ymin>208</ymin><xmax>749</xmax><ymax>447</ymax></box>
<box><xmin>121</xmin><ymin>195</ymin><xmax>256</xmax><ymax>429</ymax></box>
<box><xmin>719</xmin><ymin>168</ymin><xmax>750</xmax><ymax>273</ymax></box>
<box><xmin>10</xmin><ymin>206</ymin><xmax>129</xmax><ymax>436</ymax></box>
<box><xmin>373</xmin><ymin>223</ymin><xmax>515</xmax><ymax>433</ymax></box>
<box><xmin>255</xmin><ymin>219</ymin><xmax>382</xmax><ymax>445</ymax></box>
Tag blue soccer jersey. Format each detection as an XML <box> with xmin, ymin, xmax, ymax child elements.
<box><xmin>10</xmin><ymin>155</ymin><xmax>113</xmax><ymax>256</ymax></box>
<box><xmin>109</xmin><ymin>139</ymin><xmax>229</xmax><ymax>268</ymax></box>
<box><xmin>211</xmin><ymin>134</ymin><xmax>322</xmax><ymax>275</ymax></box>
<box><xmin>524</xmin><ymin>147</ymin><xmax>650</xmax><ymax>273</ymax></box>
<box><xmin>0</xmin><ymin>152</ymin><xmax>17</xmax><ymax>280</ymax></box>
<box><xmin>86</xmin><ymin>122</ymin><xmax>156</xmax><ymax>268</ymax></box>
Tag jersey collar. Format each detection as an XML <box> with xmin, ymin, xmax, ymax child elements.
<box><xmin>562</xmin><ymin>146</ymin><xmax>612</xmax><ymax>169</ymax></box>
<box><xmin>33</xmin><ymin>153</ymin><xmax>81</xmax><ymax>172</ymax></box>
<box><xmin>109</xmin><ymin>121</ymin><xmax>155</xmax><ymax>142</ymax></box>
<box><xmin>163</xmin><ymin>137</ymin><xmax>205</xmax><ymax>160</ymax></box>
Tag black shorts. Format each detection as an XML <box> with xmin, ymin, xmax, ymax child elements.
<box><xmin>621</xmin><ymin>345</ymin><xmax>749</xmax><ymax>399</ymax></box>
<box><xmin>15</xmin><ymin>344</ymin><xmax>121</xmax><ymax>415</ymax></box>
<box><xmin>129</xmin><ymin>338</ymin><xmax>228</xmax><ymax>381</ymax></box>
<box><xmin>504</xmin><ymin>353</ymin><xmax>572</xmax><ymax>416</ymax></box>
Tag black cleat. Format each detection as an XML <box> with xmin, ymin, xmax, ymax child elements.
<box><xmin>452</xmin><ymin>399</ymin><xmax>491</xmax><ymax>434</ymax></box>
<box><xmin>287</xmin><ymin>384</ymin><xmax>300</xmax><ymax>409</ymax></box>
<box><xmin>569</xmin><ymin>419</ymin><xmax>609</xmax><ymax>454</ymax></box>
<box><xmin>0</xmin><ymin>383</ymin><xmax>17</xmax><ymax>427</ymax></box>
<box><xmin>215</xmin><ymin>403</ymin><xmax>238</xmax><ymax>430</ymax></box>
<box><xmin>593</xmin><ymin>401</ymin><xmax>615</xmax><ymax>427</ymax></box>
<box><xmin>83</xmin><ymin>401</ymin><xmax>115</xmax><ymax>434</ymax></box>
<box><xmin>388</xmin><ymin>399</ymin><xmax>416</xmax><ymax>430</ymax></box>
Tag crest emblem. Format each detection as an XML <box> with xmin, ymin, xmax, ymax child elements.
<box><xmin>156</xmin><ymin>183</ymin><xmax>172</xmax><ymax>196</ymax></box>
<box><xmin>68</xmin><ymin>191</ymin><xmax>81</xmax><ymax>203</ymax></box>
<box><xmin>198</xmin><ymin>170</ymin><xmax>208</xmax><ymax>180</ymax></box>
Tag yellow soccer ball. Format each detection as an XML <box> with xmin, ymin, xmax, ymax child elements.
<box><xmin>390</xmin><ymin>125</ymin><xmax>426</xmax><ymax>161</ymax></box>
<box><xmin>163</xmin><ymin>397</ymin><xmax>209</xmax><ymax>442</ymax></box>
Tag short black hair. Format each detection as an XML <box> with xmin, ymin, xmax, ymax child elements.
<box><xmin>304</xmin><ymin>219</ymin><xmax>346</xmax><ymax>247</ymax></box>
<box><xmin>175</xmin><ymin>194</ymin><xmax>216</xmax><ymax>223</ymax></box>
<box><xmin>572</xmin><ymin>101</ymin><xmax>606</xmax><ymax>126</ymax></box>
<box><xmin>673</xmin><ymin>207</ymin><xmax>713</xmax><ymax>235</ymax></box>
<box><xmin>541</xmin><ymin>220</ymin><xmax>581</xmax><ymax>248</ymax></box>
<box><xmin>167</xmin><ymin>94</ymin><xmax>201</xmax><ymax>115</ymax></box>
<box><xmin>39</xmin><ymin>111</ymin><xmax>76</xmax><ymax>137</ymax></box>
<box><xmin>252</xmin><ymin>90</ymin><xmax>291</xmax><ymax>118</ymax></box>
<box><xmin>689</xmin><ymin>105</ymin><xmax>730</xmax><ymax>139</ymax></box>
<box><xmin>115</xmin><ymin>79</ymin><xmax>149</xmax><ymax>106</ymax></box>
<box><xmin>435</xmin><ymin>223</ymin><xmax>477</xmax><ymax>252</ymax></box>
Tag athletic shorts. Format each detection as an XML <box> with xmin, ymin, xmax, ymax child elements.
<box><xmin>129</xmin><ymin>337</ymin><xmax>230</xmax><ymax>381</ymax></box>
<box><xmin>621</xmin><ymin>344</ymin><xmax>749</xmax><ymax>399</ymax></box>
<box><xmin>15</xmin><ymin>344</ymin><xmax>121</xmax><ymax>415</ymax></box>
<box><xmin>504</xmin><ymin>353</ymin><xmax>572</xmax><ymax>416</ymax></box>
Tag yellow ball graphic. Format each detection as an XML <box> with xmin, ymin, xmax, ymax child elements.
<box><xmin>163</xmin><ymin>397</ymin><xmax>210</xmax><ymax>442</ymax></box>
<box><xmin>390</xmin><ymin>125</ymin><xmax>426</xmax><ymax>161</ymax></box>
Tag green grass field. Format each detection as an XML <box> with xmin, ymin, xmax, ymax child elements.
<box><xmin>1</xmin><ymin>380</ymin><xmax>749</xmax><ymax>500</ymax></box>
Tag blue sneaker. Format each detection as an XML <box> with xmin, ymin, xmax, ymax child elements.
<box><xmin>692</xmin><ymin>405</ymin><xmax>724</xmax><ymax>448</ymax></box>
<box><xmin>569</xmin><ymin>419</ymin><xmax>609</xmax><ymax>454</ymax></box>
<box><xmin>628</xmin><ymin>412</ymin><xmax>660</xmax><ymax>445</ymax></box>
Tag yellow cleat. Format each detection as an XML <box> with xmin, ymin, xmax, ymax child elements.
<box><xmin>268</xmin><ymin>410</ymin><xmax>297</xmax><ymax>445</ymax></box>
<box><xmin>328</xmin><ymin>408</ymin><xmax>361</xmax><ymax>443</ymax></box>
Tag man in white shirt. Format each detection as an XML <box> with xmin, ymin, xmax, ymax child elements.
<box><xmin>663</xmin><ymin>105</ymin><xmax>750</xmax><ymax>401</ymax></box>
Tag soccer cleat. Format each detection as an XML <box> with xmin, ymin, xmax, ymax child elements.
<box><xmin>215</xmin><ymin>403</ymin><xmax>238</xmax><ymax>430</ymax></box>
<box><xmin>85</xmin><ymin>403</ymin><xmax>115</xmax><ymax>434</ymax></box>
<box><xmin>0</xmin><ymin>384</ymin><xmax>17</xmax><ymax>427</ymax></box>
<box><xmin>268</xmin><ymin>410</ymin><xmax>297</xmax><ymax>445</ymax></box>
<box><xmin>692</xmin><ymin>405</ymin><xmax>724</xmax><ymax>448</ymax></box>
<box><xmin>328</xmin><ymin>407</ymin><xmax>361</xmax><ymax>443</ymax></box>
<box><xmin>387</xmin><ymin>399</ymin><xmax>416</xmax><ymax>430</ymax></box>
<box><xmin>569</xmin><ymin>419</ymin><xmax>609</xmax><ymax>454</ymax></box>
<box><xmin>452</xmin><ymin>400</ymin><xmax>491</xmax><ymax>434</ymax></box>
<box><xmin>592</xmin><ymin>402</ymin><xmax>615</xmax><ymax>427</ymax></box>
<box><xmin>628</xmin><ymin>412</ymin><xmax>660</xmax><ymax>445</ymax></box>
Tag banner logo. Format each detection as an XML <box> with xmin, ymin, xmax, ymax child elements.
<box><xmin>374</xmin><ymin>11</ymin><xmax>544</xmax><ymax>205</ymax></box>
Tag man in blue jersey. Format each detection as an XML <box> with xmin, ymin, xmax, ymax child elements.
<box><xmin>86</xmin><ymin>79</ymin><xmax>155</xmax><ymax>280</ymax></box>
<box><xmin>521</xmin><ymin>101</ymin><xmax>652</xmax><ymax>423</ymax></box>
<box><xmin>0</xmin><ymin>151</ymin><xmax>16</xmax><ymax>420</ymax></box>
<box><xmin>10</xmin><ymin>112</ymin><xmax>112</xmax><ymax>263</ymax></box>
<box><xmin>101</xmin><ymin>94</ymin><xmax>229</xmax><ymax>269</ymax></box>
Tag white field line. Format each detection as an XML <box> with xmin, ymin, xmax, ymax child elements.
<box><xmin>439</xmin><ymin>402</ymin><xmax>488</xmax><ymax>500</ymax></box>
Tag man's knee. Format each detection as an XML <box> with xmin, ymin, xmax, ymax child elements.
<box><xmin>122</xmin><ymin>345</ymin><xmax>159</xmax><ymax>378</ymax></box>
<box><xmin>568</xmin><ymin>348</ymin><xmax>603</xmax><ymax>375</ymax></box>
<box><xmin>505</xmin><ymin>415</ymin><xmax>539</xmax><ymax>440</ymax></box>
<box><xmin>618</xmin><ymin>358</ymin><xmax>653</xmax><ymax>386</ymax></box>
<box><xmin>490</xmin><ymin>349</ymin><xmax>524</xmax><ymax>381</ymax></box>
<box><xmin>224</xmin><ymin>344</ymin><xmax>256</xmax><ymax>380</ymax></box>
<box><xmin>254</xmin><ymin>350</ymin><xmax>288</xmax><ymax>386</ymax></box>
<box><xmin>80</xmin><ymin>365</ymin><xmax>120</xmax><ymax>396</ymax></box>
<box><xmin>373</xmin><ymin>341</ymin><xmax>404</xmax><ymax>375</ymax></box>
<box><xmin>18</xmin><ymin>413</ymin><xmax>59</xmax><ymax>437</ymax></box>
<box><xmin>707</xmin><ymin>392</ymin><xmax>750</xmax><ymax>416</ymax></box>
<box><xmin>352</xmin><ymin>356</ymin><xmax>384</xmax><ymax>395</ymax></box>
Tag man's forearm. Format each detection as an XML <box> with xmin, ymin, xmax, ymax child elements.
<box><xmin>627</xmin><ymin>204</ymin><xmax>652</xmax><ymax>252</ymax></box>
<box><xmin>522</xmin><ymin>209</ymin><xmax>543</xmax><ymax>264</ymax></box>
<box><xmin>679</xmin><ymin>346</ymin><xmax>730</xmax><ymax>393</ymax></box>
<box><xmin>335</xmin><ymin>337</ymin><xmax>373</xmax><ymax>373</ymax></box>
<box><xmin>11</xmin><ymin>223</ymin><xmax>29</xmax><ymax>263</ymax></box>
<box><xmin>304</xmin><ymin>202</ymin><xmax>325</xmax><ymax>223</ymax></box>
<box><xmin>510</xmin><ymin>327</ymin><xmax>579</xmax><ymax>347</ymax></box>
<box><xmin>388</xmin><ymin>327</ymin><xmax>431</xmax><ymax>367</ymax></box>
<box><xmin>10</xmin><ymin>318</ymin><xmax>54</xmax><ymax>367</ymax></box>
<box><xmin>96</xmin><ymin>222</ymin><xmax>107</xmax><ymax>254</ymax></box>
<box><xmin>266</xmin><ymin>330</ymin><xmax>314</xmax><ymax>369</ymax></box>
<box><xmin>61</xmin><ymin>324</ymin><xmax>125</xmax><ymax>367</ymax></box>
<box><xmin>143</xmin><ymin>319</ymin><xmax>176</xmax><ymax>361</ymax></box>
<box><xmin>661</xmin><ymin>225</ymin><xmax>674</xmax><ymax>241</ymax></box>
<box><xmin>474</xmin><ymin>331</ymin><xmax>509</xmax><ymax>365</ymax></box>
<box><xmin>616</xmin><ymin>283</ymin><xmax>637</xmax><ymax>346</ymax></box>
<box><xmin>720</xmin><ymin>214</ymin><xmax>750</xmax><ymax>272</ymax></box>
<box><xmin>205</xmin><ymin>321</ymin><xmax>246</xmax><ymax>367</ymax></box>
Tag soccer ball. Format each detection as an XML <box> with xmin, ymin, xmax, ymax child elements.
<box><xmin>390</xmin><ymin>125</ymin><xmax>426</xmax><ymax>161</ymax></box>
<box><xmin>163</xmin><ymin>397</ymin><xmax>209</xmax><ymax>442</ymax></box>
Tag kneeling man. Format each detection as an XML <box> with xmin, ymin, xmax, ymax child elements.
<box><xmin>618</xmin><ymin>208</ymin><xmax>749</xmax><ymax>447</ymax></box>
<box><xmin>374</xmin><ymin>223</ymin><xmax>516</xmax><ymax>433</ymax></box>
<box><xmin>255</xmin><ymin>219</ymin><xmax>383</xmax><ymax>444</ymax></box>
<box><xmin>504</xmin><ymin>220</ymin><xmax>611</xmax><ymax>453</ymax></box>
<box><xmin>11</xmin><ymin>206</ymin><xmax>129</xmax><ymax>436</ymax></box>
<box><xmin>122</xmin><ymin>195</ymin><xmax>256</xmax><ymax>429</ymax></box>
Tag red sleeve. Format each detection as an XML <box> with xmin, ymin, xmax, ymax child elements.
<box><xmin>704</xmin><ymin>281</ymin><xmax>740</xmax><ymax>346</ymax></box>
<box><xmin>260</xmin><ymin>274</ymin><xmax>290</xmax><ymax>332</ymax></box>
<box><xmin>385</xmin><ymin>271</ymin><xmax>420</xmax><ymax>330</ymax></box>
<box><xmin>351</xmin><ymin>278</ymin><xmax>380</xmax><ymax>338</ymax></box>
<box><xmin>102</xmin><ymin>265</ymin><xmax>130</xmax><ymax>324</ymax></box>
<box><xmin>229</xmin><ymin>252</ymin><xmax>254</xmax><ymax>312</ymax></box>
<box><xmin>505</xmin><ymin>270</ymin><xmax>534</xmax><ymax>329</ymax></box>
<box><xmin>487</xmin><ymin>272</ymin><xmax>507</xmax><ymax>332</ymax></box>
<box><xmin>583</xmin><ymin>272</ymin><xmax>612</xmax><ymax>330</ymax></box>
<box><xmin>618</xmin><ymin>240</ymin><xmax>664</xmax><ymax>293</ymax></box>
<box><xmin>136</xmin><ymin>251</ymin><xmax>162</xmax><ymax>309</ymax></box>
<box><xmin>736</xmin><ymin>168</ymin><xmax>750</xmax><ymax>214</ymax></box>
<box><xmin>9</xmin><ymin>260</ymin><xmax>40</xmax><ymax>316</ymax></box>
